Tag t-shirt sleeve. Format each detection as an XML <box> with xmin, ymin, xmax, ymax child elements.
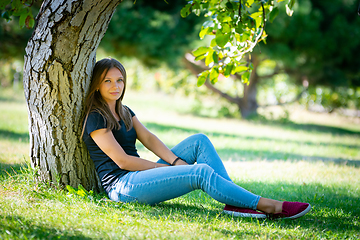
<box><xmin>85</xmin><ymin>112</ymin><xmax>107</xmax><ymax>135</ymax></box>
<box><xmin>125</xmin><ymin>106</ymin><xmax>135</xmax><ymax>117</ymax></box>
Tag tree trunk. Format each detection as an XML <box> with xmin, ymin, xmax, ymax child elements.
<box><xmin>183</xmin><ymin>53</ymin><xmax>260</xmax><ymax>119</ymax></box>
<box><xmin>237</xmin><ymin>56</ymin><xmax>260</xmax><ymax>118</ymax></box>
<box><xmin>23</xmin><ymin>0</ymin><xmax>120</xmax><ymax>191</ymax></box>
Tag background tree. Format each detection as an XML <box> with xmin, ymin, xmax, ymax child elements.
<box><xmin>262</xmin><ymin>0</ymin><xmax>360</xmax><ymax>112</ymax></box>
<box><xmin>190</xmin><ymin>0</ymin><xmax>360</xmax><ymax>116</ymax></box>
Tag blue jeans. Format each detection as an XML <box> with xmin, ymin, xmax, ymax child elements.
<box><xmin>108</xmin><ymin>134</ymin><xmax>261</xmax><ymax>209</ymax></box>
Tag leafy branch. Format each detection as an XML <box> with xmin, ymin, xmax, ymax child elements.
<box><xmin>181</xmin><ymin>0</ymin><xmax>296</xmax><ymax>87</ymax></box>
<box><xmin>0</xmin><ymin>0</ymin><xmax>36</xmax><ymax>28</ymax></box>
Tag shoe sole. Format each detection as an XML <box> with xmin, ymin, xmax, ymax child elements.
<box><xmin>223</xmin><ymin>210</ymin><xmax>267</xmax><ymax>218</ymax></box>
<box><xmin>283</xmin><ymin>204</ymin><xmax>312</xmax><ymax>219</ymax></box>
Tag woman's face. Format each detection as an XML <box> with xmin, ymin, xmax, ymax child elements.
<box><xmin>98</xmin><ymin>67</ymin><xmax>124</xmax><ymax>105</ymax></box>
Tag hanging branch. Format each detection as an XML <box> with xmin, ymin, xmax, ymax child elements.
<box><xmin>242</xmin><ymin>2</ymin><xmax>266</xmax><ymax>55</ymax></box>
<box><xmin>239</xmin><ymin>0</ymin><xmax>242</xmax><ymax>22</ymax></box>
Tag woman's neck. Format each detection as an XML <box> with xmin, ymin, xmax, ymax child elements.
<box><xmin>108</xmin><ymin>102</ymin><xmax>120</xmax><ymax>121</ymax></box>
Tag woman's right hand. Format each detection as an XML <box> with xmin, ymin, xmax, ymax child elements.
<box><xmin>174</xmin><ymin>159</ymin><xmax>188</xmax><ymax>166</ymax></box>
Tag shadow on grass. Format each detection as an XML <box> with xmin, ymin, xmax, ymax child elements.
<box><xmin>0</xmin><ymin>214</ymin><xmax>92</xmax><ymax>239</ymax></box>
<box><xmin>126</xmin><ymin>181</ymin><xmax>360</xmax><ymax>235</ymax></box>
<box><xmin>143</xmin><ymin>122</ymin><xmax>360</xmax><ymax>167</ymax></box>
<box><xmin>0</xmin><ymin>162</ymin><xmax>25</xmax><ymax>179</ymax></box>
<box><xmin>0</xmin><ymin>129</ymin><xmax>29</xmax><ymax>142</ymax></box>
<box><xmin>248</xmin><ymin>116</ymin><xmax>360</xmax><ymax>136</ymax></box>
<box><xmin>215</xmin><ymin>148</ymin><xmax>360</xmax><ymax>167</ymax></box>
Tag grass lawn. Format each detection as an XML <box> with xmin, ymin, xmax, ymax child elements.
<box><xmin>0</xmin><ymin>88</ymin><xmax>359</xmax><ymax>239</ymax></box>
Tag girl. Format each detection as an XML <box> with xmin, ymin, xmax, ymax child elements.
<box><xmin>82</xmin><ymin>58</ymin><xmax>311</xmax><ymax>219</ymax></box>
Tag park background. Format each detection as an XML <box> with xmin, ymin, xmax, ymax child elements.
<box><xmin>0</xmin><ymin>0</ymin><xmax>359</xmax><ymax>239</ymax></box>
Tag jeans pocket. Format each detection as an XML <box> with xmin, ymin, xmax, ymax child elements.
<box><xmin>119</xmin><ymin>193</ymin><xmax>138</xmax><ymax>203</ymax></box>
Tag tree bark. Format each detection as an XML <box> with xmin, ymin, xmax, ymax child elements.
<box><xmin>23</xmin><ymin>0</ymin><xmax>120</xmax><ymax>191</ymax></box>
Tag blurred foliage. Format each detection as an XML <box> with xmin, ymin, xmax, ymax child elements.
<box><xmin>0</xmin><ymin>59</ymin><xmax>23</xmax><ymax>88</ymax></box>
<box><xmin>0</xmin><ymin>0</ymin><xmax>40</xmax><ymax>60</ymax></box>
<box><xmin>100</xmin><ymin>0</ymin><xmax>204</xmax><ymax>68</ymax></box>
<box><xmin>300</xmin><ymin>86</ymin><xmax>360</xmax><ymax>112</ymax></box>
<box><xmin>256</xmin><ymin>0</ymin><xmax>360</xmax><ymax>112</ymax></box>
<box><xmin>262</xmin><ymin>0</ymin><xmax>360</xmax><ymax>88</ymax></box>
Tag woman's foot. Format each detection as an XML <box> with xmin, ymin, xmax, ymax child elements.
<box><xmin>223</xmin><ymin>205</ymin><xmax>267</xmax><ymax>218</ymax></box>
<box><xmin>269</xmin><ymin>201</ymin><xmax>311</xmax><ymax>220</ymax></box>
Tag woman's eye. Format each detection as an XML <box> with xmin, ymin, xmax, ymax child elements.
<box><xmin>117</xmin><ymin>79</ymin><xmax>123</xmax><ymax>82</ymax></box>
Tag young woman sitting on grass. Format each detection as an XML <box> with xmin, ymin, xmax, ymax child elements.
<box><xmin>82</xmin><ymin>58</ymin><xmax>311</xmax><ymax>219</ymax></box>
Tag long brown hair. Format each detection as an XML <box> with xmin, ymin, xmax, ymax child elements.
<box><xmin>81</xmin><ymin>58</ymin><xmax>133</xmax><ymax>137</ymax></box>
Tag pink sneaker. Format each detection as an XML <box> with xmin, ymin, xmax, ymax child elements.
<box><xmin>223</xmin><ymin>205</ymin><xmax>266</xmax><ymax>218</ymax></box>
<box><xmin>270</xmin><ymin>201</ymin><xmax>311</xmax><ymax>220</ymax></box>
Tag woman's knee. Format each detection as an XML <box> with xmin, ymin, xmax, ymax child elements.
<box><xmin>192</xmin><ymin>163</ymin><xmax>214</xmax><ymax>177</ymax></box>
<box><xmin>192</xmin><ymin>133</ymin><xmax>211</xmax><ymax>145</ymax></box>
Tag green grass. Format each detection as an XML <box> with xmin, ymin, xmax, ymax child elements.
<box><xmin>1</xmin><ymin>88</ymin><xmax>359</xmax><ymax>239</ymax></box>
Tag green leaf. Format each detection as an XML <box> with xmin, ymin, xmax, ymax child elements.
<box><xmin>193</xmin><ymin>2</ymin><xmax>201</xmax><ymax>16</ymax></box>
<box><xmin>66</xmin><ymin>185</ymin><xmax>77</xmax><ymax>194</ymax></box>
<box><xmin>215</xmin><ymin>33</ymin><xmax>230</xmax><ymax>48</ymax></box>
<box><xmin>209</xmin><ymin>67</ymin><xmax>219</xmax><ymax>84</ymax></box>
<box><xmin>199</xmin><ymin>27</ymin><xmax>211</xmax><ymax>39</ymax></box>
<box><xmin>269</xmin><ymin>7</ymin><xmax>279</xmax><ymax>23</ymax></box>
<box><xmin>77</xmin><ymin>184</ymin><xmax>89</xmax><ymax>197</ymax></box>
<box><xmin>19</xmin><ymin>12</ymin><xmax>27</xmax><ymax>28</ymax></box>
<box><xmin>180</xmin><ymin>3</ymin><xmax>192</xmax><ymax>18</ymax></box>
<box><xmin>11</xmin><ymin>0</ymin><xmax>22</xmax><ymax>11</ymax></box>
<box><xmin>235</xmin><ymin>25</ymin><xmax>244</xmax><ymax>34</ymax></box>
<box><xmin>193</xmin><ymin>47</ymin><xmax>211</xmax><ymax>57</ymax></box>
<box><xmin>246</xmin><ymin>0</ymin><xmax>255</xmax><ymax>7</ymax></box>
<box><xmin>288</xmin><ymin>0</ymin><xmax>295</xmax><ymax>9</ymax></box>
<box><xmin>26</xmin><ymin>15</ymin><xmax>35</xmax><ymax>29</ymax></box>
<box><xmin>197</xmin><ymin>71</ymin><xmax>209</xmax><ymax>87</ymax></box>
<box><xmin>205</xmin><ymin>50</ymin><xmax>215</xmax><ymax>66</ymax></box>
<box><xmin>240</xmin><ymin>32</ymin><xmax>250</xmax><ymax>42</ymax></box>
<box><xmin>250</xmin><ymin>12</ymin><xmax>262</xmax><ymax>19</ymax></box>
<box><xmin>232</xmin><ymin>65</ymin><xmax>248</xmax><ymax>75</ymax></box>
<box><xmin>226</xmin><ymin>2</ymin><xmax>234</xmax><ymax>10</ymax></box>
<box><xmin>1</xmin><ymin>11</ymin><xmax>11</xmax><ymax>21</ymax></box>
<box><xmin>221</xmin><ymin>16</ymin><xmax>232</xmax><ymax>23</ymax></box>
<box><xmin>222</xmin><ymin>23</ymin><xmax>231</xmax><ymax>33</ymax></box>
<box><xmin>242</xmin><ymin>71</ymin><xmax>250</xmax><ymax>83</ymax></box>
<box><xmin>224</xmin><ymin>63</ymin><xmax>234</xmax><ymax>77</ymax></box>
<box><xmin>286</xmin><ymin>4</ymin><xmax>294</xmax><ymax>16</ymax></box>
<box><xmin>0</xmin><ymin>0</ymin><xmax>11</xmax><ymax>9</ymax></box>
<box><xmin>210</xmin><ymin>38</ymin><xmax>217</xmax><ymax>47</ymax></box>
<box><xmin>195</xmin><ymin>54</ymin><xmax>207</xmax><ymax>61</ymax></box>
<box><xmin>212</xmin><ymin>51</ymin><xmax>218</xmax><ymax>64</ymax></box>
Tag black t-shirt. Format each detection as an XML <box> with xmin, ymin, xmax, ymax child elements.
<box><xmin>83</xmin><ymin>107</ymin><xmax>138</xmax><ymax>193</ymax></box>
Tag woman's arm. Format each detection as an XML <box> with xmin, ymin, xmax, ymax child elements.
<box><xmin>90</xmin><ymin>128</ymin><xmax>169</xmax><ymax>171</ymax></box>
<box><xmin>132</xmin><ymin>116</ymin><xmax>188</xmax><ymax>166</ymax></box>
